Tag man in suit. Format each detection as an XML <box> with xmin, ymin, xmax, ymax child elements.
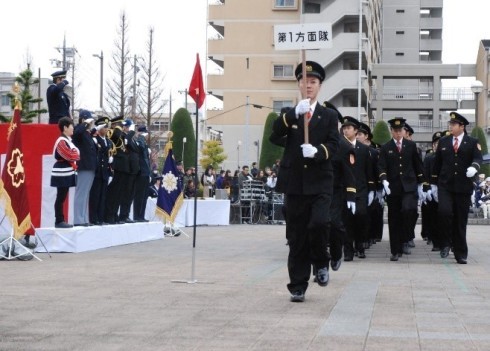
<box><xmin>431</xmin><ymin>112</ymin><xmax>483</xmax><ymax>264</ymax></box>
<box><xmin>46</xmin><ymin>70</ymin><xmax>71</xmax><ymax>124</ymax></box>
<box><xmin>132</xmin><ymin>125</ymin><xmax>151</xmax><ymax>222</ymax></box>
<box><xmin>270</xmin><ymin>61</ymin><xmax>339</xmax><ymax>302</ymax></box>
<box><xmin>378</xmin><ymin>118</ymin><xmax>425</xmax><ymax>261</ymax></box>
<box><xmin>341</xmin><ymin>116</ymin><xmax>375</xmax><ymax>261</ymax></box>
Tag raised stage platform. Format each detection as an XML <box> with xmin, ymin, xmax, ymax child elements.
<box><xmin>34</xmin><ymin>221</ymin><xmax>164</xmax><ymax>253</ymax></box>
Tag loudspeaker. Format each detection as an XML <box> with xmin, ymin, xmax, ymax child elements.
<box><xmin>271</xmin><ymin>203</ymin><xmax>285</xmax><ymax>221</ymax></box>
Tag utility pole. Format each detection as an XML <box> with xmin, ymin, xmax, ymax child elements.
<box><xmin>93</xmin><ymin>51</ymin><xmax>104</xmax><ymax>109</ymax></box>
<box><xmin>169</xmin><ymin>91</ymin><xmax>172</xmax><ymax>127</ymax></box>
<box><xmin>37</xmin><ymin>67</ymin><xmax>41</xmax><ymax>123</ymax></box>
<box><xmin>131</xmin><ymin>54</ymin><xmax>140</xmax><ymax>119</ymax></box>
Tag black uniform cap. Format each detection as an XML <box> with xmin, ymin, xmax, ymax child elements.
<box><xmin>323</xmin><ymin>101</ymin><xmax>343</xmax><ymax>123</ymax></box>
<box><xmin>404</xmin><ymin>122</ymin><xmax>414</xmax><ymax>135</ymax></box>
<box><xmin>432</xmin><ymin>131</ymin><xmax>443</xmax><ymax>143</ymax></box>
<box><xmin>295</xmin><ymin>61</ymin><xmax>325</xmax><ymax>82</ymax></box>
<box><xmin>51</xmin><ymin>70</ymin><xmax>67</xmax><ymax>78</ymax></box>
<box><xmin>342</xmin><ymin>116</ymin><xmax>361</xmax><ymax>129</ymax></box>
<box><xmin>96</xmin><ymin>116</ymin><xmax>110</xmax><ymax>127</ymax></box>
<box><xmin>387</xmin><ymin>117</ymin><xmax>406</xmax><ymax>129</ymax></box>
<box><xmin>110</xmin><ymin>116</ymin><xmax>124</xmax><ymax>124</ymax></box>
<box><xmin>449</xmin><ymin>111</ymin><xmax>469</xmax><ymax>126</ymax></box>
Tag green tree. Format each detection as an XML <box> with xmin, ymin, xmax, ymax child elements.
<box><xmin>372</xmin><ymin>120</ymin><xmax>391</xmax><ymax>145</ymax></box>
<box><xmin>170</xmin><ymin>108</ymin><xmax>196</xmax><ymax>169</ymax></box>
<box><xmin>471</xmin><ymin>126</ymin><xmax>490</xmax><ymax>176</ymax></box>
<box><xmin>0</xmin><ymin>66</ymin><xmax>47</xmax><ymax>123</ymax></box>
<box><xmin>259</xmin><ymin>112</ymin><xmax>285</xmax><ymax>169</ymax></box>
<box><xmin>200</xmin><ymin>140</ymin><xmax>227</xmax><ymax>169</ymax></box>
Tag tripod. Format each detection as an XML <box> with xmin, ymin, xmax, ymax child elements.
<box><xmin>164</xmin><ymin>220</ymin><xmax>189</xmax><ymax>238</ymax></box>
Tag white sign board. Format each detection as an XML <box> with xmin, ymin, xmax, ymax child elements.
<box><xmin>274</xmin><ymin>23</ymin><xmax>333</xmax><ymax>51</ymax></box>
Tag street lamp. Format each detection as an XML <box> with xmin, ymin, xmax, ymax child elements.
<box><xmin>237</xmin><ymin>140</ymin><xmax>241</xmax><ymax>170</ymax></box>
<box><xmin>182</xmin><ymin>137</ymin><xmax>187</xmax><ymax>166</ymax></box>
<box><xmin>178</xmin><ymin>89</ymin><xmax>188</xmax><ymax>110</ymax></box>
<box><xmin>254</xmin><ymin>140</ymin><xmax>260</xmax><ymax>165</ymax></box>
<box><xmin>92</xmin><ymin>51</ymin><xmax>104</xmax><ymax>109</ymax></box>
<box><xmin>471</xmin><ymin>80</ymin><xmax>484</xmax><ymax>126</ymax></box>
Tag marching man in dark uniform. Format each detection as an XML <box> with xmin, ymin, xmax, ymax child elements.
<box><xmin>132</xmin><ymin>125</ymin><xmax>151</xmax><ymax>222</ymax></box>
<box><xmin>322</xmin><ymin>101</ymin><xmax>356</xmax><ymax>271</ymax></box>
<box><xmin>378</xmin><ymin>118</ymin><xmax>425</xmax><ymax>261</ymax></box>
<box><xmin>341</xmin><ymin>116</ymin><xmax>375</xmax><ymax>261</ymax></box>
<box><xmin>46</xmin><ymin>70</ymin><xmax>71</xmax><ymax>124</ymax></box>
<box><xmin>431</xmin><ymin>112</ymin><xmax>483</xmax><ymax>264</ymax></box>
<box><xmin>270</xmin><ymin>61</ymin><xmax>339</xmax><ymax>302</ymax></box>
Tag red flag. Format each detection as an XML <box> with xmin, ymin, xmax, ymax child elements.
<box><xmin>0</xmin><ymin>107</ymin><xmax>31</xmax><ymax>239</ymax></box>
<box><xmin>188</xmin><ymin>53</ymin><xmax>205</xmax><ymax>109</ymax></box>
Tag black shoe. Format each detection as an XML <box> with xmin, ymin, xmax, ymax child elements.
<box><xmin>344</xmin><ymin>255</ymin><xmax>353</xmax><ymax>262</ymax></box>
<box><xmin>55</xmin><ymin>222</ymin><xmax>73</xmax><ymax>229</ymax></box>
<box><xmin>116</xmin><ymin>221</ymin><xmax>126</xmax><ymax>224</ymax></box>
<box><xmin>23</xmin><ymin>236</ymin><xmax>37</xmax><ymax>249</ymax></box>
<box><xmin>440</xmin><ymin>246</ymin><xmax>450</xmax><ymax>258</ymax></box>
<box><xmin>290</xmin><ymin>290</ymin><xmax>305</xmax><ymax>302</ymax></box>
<box><xmin>427</xmin><ymin>240</ymin><xmax>432</xmax><ymax>245</ymax></box>
<box><xmin>402</xmin><ymin>243</ymin><xmax>411</xmax><ymax>255</ymax></box>
<box><xmin>408</xmin><ymin>240</ymin><xmax>415</xmax><ymax>248</ymax></box>
<box><xmin>456</xmin><ymin>258</ymin><xmax>467</xmax><ymax>264</ymax></box>
<box><xmin>316</xmin><ymin>267</ymin><xmax>329</xmax><ymax>287</ymax></box>
<box><xmin>125</xmin><ymin>218</ymin><xmax>135</xmax><ymax>223</ymax></box>
<box><xmin>331</xmin><ymin>260</ymin><xmax>341</xmax><ymax>271</ymax></box>
<box><xmin>358</xmin><ymin>252</ymin><xmax>366</xmax><ymax>259</ymax></box>
<box><xmin>74</xmin><ymin>223</ymin><xmax>89</xmax><ymax>227</ymax></box>
<box><xmin>432</xmin><ymin>247</ymin><xmax>440</xmax><ymax>252</ymax></box>
<box><xmin>390</xmin><ymin>254</ymin><xmax>399</xmax><ymax>261</ymax></box>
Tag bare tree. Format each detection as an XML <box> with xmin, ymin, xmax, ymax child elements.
<box><xmin>105</xmin><ymin>11</ymin><xmax>132</xmax><ymax>117</ymax></box>
<box><xmin>137</xmin><ymin>27</ymin><xmax>166</xmax><ymax>163</ymax></box>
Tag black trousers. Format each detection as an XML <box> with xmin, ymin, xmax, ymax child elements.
<box><xmin>105</xmin><ymin>171</ymin><xmax>129</xmax><ymax>223</ymax></box>
<box><xmin>54</xmin><ymin>187</ymin><xmax>69</xmax><ymax>224</ymax></box>
<box><xmin>421</xmin><ymin>202</ymin><xmax>430</xmax><ymax>239</ymax></box>
<box><xmin>370</xmin><ymin>201</ymin><xmax>384</xmax><ymax>241</ymax></box>
<box><xmin>285</xmin><ymin>193</ymin><xmax>331</xmax><ymax>294</ymax></box>
<box><xmin>89</xmin><ymin>176</ymin><xmax>108</xmax><ymax>224</ymax></box>
<box><xmin>344</xmin><ymin>195</ymin><xmax>368</xmax><ymax>257</ymax></box>
<box><xmin>426</xmin><ymin>200</ymin><xmax>441</xmax><ymax>247</ymax></box>
<box><xmin>119</xmin><ymin>174</ymin><xmax>136</xmax><ymax>220</ymax></box>
<box><xmin>133</xmin><ymin>175</ymin><xmax>149</xmax><ymax>220</ymax></box>
<box><xmin>386</xmin><ymin>192</ymin><xmax>418</xmax><ymax>255</ymax></box>
<box><xmin>328</xmin><ymin>190</ymin><xmax>346</xmax><ymax>262</ymax></box>
<box><xmin>437</xmin><ymin>188</ymin><xmax>471</xmax><ymax>259</ymax></box>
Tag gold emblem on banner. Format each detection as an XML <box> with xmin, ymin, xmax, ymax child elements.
<box><xmin>7</xmin><ymin>148</ymin><xmax>25</xmax><ymax>188</ymax></box>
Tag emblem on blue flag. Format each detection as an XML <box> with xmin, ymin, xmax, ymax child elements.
<box><xmin>156</xmin><ymin>148</ymin><xmax>184</xmax><ymax>223</ymax></box>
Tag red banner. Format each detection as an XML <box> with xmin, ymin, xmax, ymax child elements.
<box><xmin>188</xmin><ymin>53</ymin><xmax>205</xmax><ymax>109</ymax></box>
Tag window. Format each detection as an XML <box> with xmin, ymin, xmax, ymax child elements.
<box><xmin>274</xmin><ymin>0</ymin><xmax>296</xmax><ymax>8</ymax></box>
<box><xmin>396</xmin><ymin>31</ymin><xmax>405</xmax><ymax>35</ymax></box>
<box><xmin>396</xmin><ymin>9</ymin><xmax>405</xmax><ymax>13</ymax></box>
<box><xmin>273</xmin><ymin>64</ymin><xmax>294</xmax><ymax>79</ymax></box>
<box><xmin>1</xmin><ymin>95</ymin><xmax>9</xmax><ymax>106</ymax></box>
<box><xmin>273</xmin><ymin>100</ymin><xmax>294</xmax><ymax>114</ymax></box>
<box><xmin>396</xmin><ymin>52</ymin><xmax>405</xmax><ymax>56</ymax></box>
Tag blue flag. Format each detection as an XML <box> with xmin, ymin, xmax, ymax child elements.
<box><xmin>156</xmin><ymin>148</ymin><xmax>184</xmax><ymax>223</ymax></box>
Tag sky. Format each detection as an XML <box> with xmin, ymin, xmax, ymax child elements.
<box><xmin>1</xmin><ymin>0</ymin><xmax>489</xmax><ymax>112</ymax></box>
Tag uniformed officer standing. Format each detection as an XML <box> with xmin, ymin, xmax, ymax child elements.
<box><xmin>132</xmin><ymin>125</ymin><xmax>151</xmax><ymax>222</ymax></box>
<box><xmin>431</xmin><ymin>112</ymin><xmax>483</xmax><ymax>264</ymax></box>
<box><xmin>46</xmin><ymin>70</ymin><xmax>71</xmax><ymax>124</ymax></box>
<box><xmin>270</xmin><ymin>61</ymin><xmax>339</xmax><ymax>302</ymax></box>
<box><xmin>105</xmin><ymin>116</ymin><xmax>130</xmax><ymax>224</ymax></box>
<box><xmin>378</xmin><ymin>118</ymin><xmax>425</xmax><ymax>261</ymax></box>
<box><xmin>323</xmin><ymin>101</ymin><xmax>356</xmax><ymax>271</ymax></box>
<box><xmin>341</xmin><ymin>116</ymin><xmax>375</xmax><ymax>261</ymax></box>
<box><xmin>89</xmin><ymin>117</ymin><xmax>113</xmax><ymax>225</ymax></box>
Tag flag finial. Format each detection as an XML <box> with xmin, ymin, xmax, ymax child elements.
<box><xmin>11</xmin><ymin>82</ymin><xmax>22</xmax><ymax>111</ymax></box>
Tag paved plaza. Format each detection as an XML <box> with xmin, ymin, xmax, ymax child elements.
<box><xmin>2</xmin><ymin>223</ymin><xmax>490</xmax><ymax>350</ymax></box>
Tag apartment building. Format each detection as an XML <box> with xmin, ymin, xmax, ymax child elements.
<box><xmin>475</xmin><ymin>40</ymin><xmax>490</xmax><ymax>133</ymax></box>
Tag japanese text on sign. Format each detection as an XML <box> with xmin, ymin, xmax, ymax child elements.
<box><xmin>274</xmin><ymin>23</ymin><xmax>333</xmax><ymax>50</ymax></box>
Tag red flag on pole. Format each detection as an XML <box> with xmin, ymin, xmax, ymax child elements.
<box><xmin>188</xmin><ymin>53</ymin><xmax>205</xmax><ymax>109</ymax></box>
<box><xmin>0</xmin><ymin>106</ymin><xmax>32</xmax><ymax>239</ymax></box>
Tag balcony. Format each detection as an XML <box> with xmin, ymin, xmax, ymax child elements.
<box><xmin>420</xmin><ymin>17</ymin><xmax>443</xmax><ymax>30</ymax></box>
<box><xmin>420</xmin><ymin>0</ymin><xmax>443</xmax><ymax>8</ymax></box>
<box><xmin>420</xmin><ymin>38</ymin><xmax>442</xmax><ymax>51</ymax></box>
<box><xmin>375</xmin><ymin>87</ymin><xmax>434</xmax><ymax>101</ymax></box>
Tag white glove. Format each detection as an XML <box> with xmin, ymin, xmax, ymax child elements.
<box><xmin>425</xmin><ymin>189</ymin><xmax>432</xmax><ymax>202</ymax></box>
<box><xmin>148</xmin><ymin>148</ymin><xmax>152</xmax><ymax>155</ymax></box>
<box><xmin>417</xmin><ymin>184</ymin><xmax>424</xmax><ymax>201</ymax></box>
<box><xmin>85</xmin><ymin>118</ymin><xmax>94</xmax><ymax>124</ymax></box>
<box><xmin>109</xmin><ymin>156</ymin><xmax>113</xmax><ymax>164</ymax></box>
<box><xmin>466</xmin><ymin>166</ymin><xmax>477</xmax><ymax>178</ymax></box>
<box><xmin>347</xmin><ymin>201</ymin><xmax>356</xmax><ymax>215</ymax></box>
<box><xmin>368</xmin><ymin>191</ymin><xmax>374</xmax><ymax>206</ymax></box>
<box><xmin>301</xmin><ymin>144</ymin><xmax>317</xmax><ymax>158</ymax></box>
<box><xmin>295</xmin><ymin>99</ymin><xmax>310</xmax><ymax>117</ymax></box>
<box><xmin>129</xmin><ymin>124</ymin><xmax>135</xmax><ymax>132</ymax></box>
<box><xmin>96</xmin><ymin>124</ymin><xmax>106</xmax><ymax>131</ymax></box>
<box><xmin>378</xmin><ymin>196</ymin><xmax>385</xmax><ymax>207</ymax></box>
<box><xmin>382</xmin><ymin>180</ymin><xmax>391</xmax><ymax>196</ymax></box>
<box><xmin>108</xmin><ymin>176</ymin><xmax>113</xmax><ymax>184</ymax></box>
<box><xmin>430</xmin><ymin>184</ymin><xmax>438</xmax><ymax>202</ymax></box>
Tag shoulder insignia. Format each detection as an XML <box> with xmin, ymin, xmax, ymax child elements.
<box><xmin>388</xmin><ymin>150</ymin><xmax>393</xmax><ymax>154</ymax></box>
<box><xmin>349</xmin><ymin>153</ymin><xmax>355</xmax><ymax>165</ymax></box>
<box><xmin>292</xmin><ymin>125</ymin><xmax>298</xmax><ymax>129</ymax></box>
<box><xmin>477</xmin><ymin>143</ymin><xmax>482</xmax><ymax>151</ymax></box>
